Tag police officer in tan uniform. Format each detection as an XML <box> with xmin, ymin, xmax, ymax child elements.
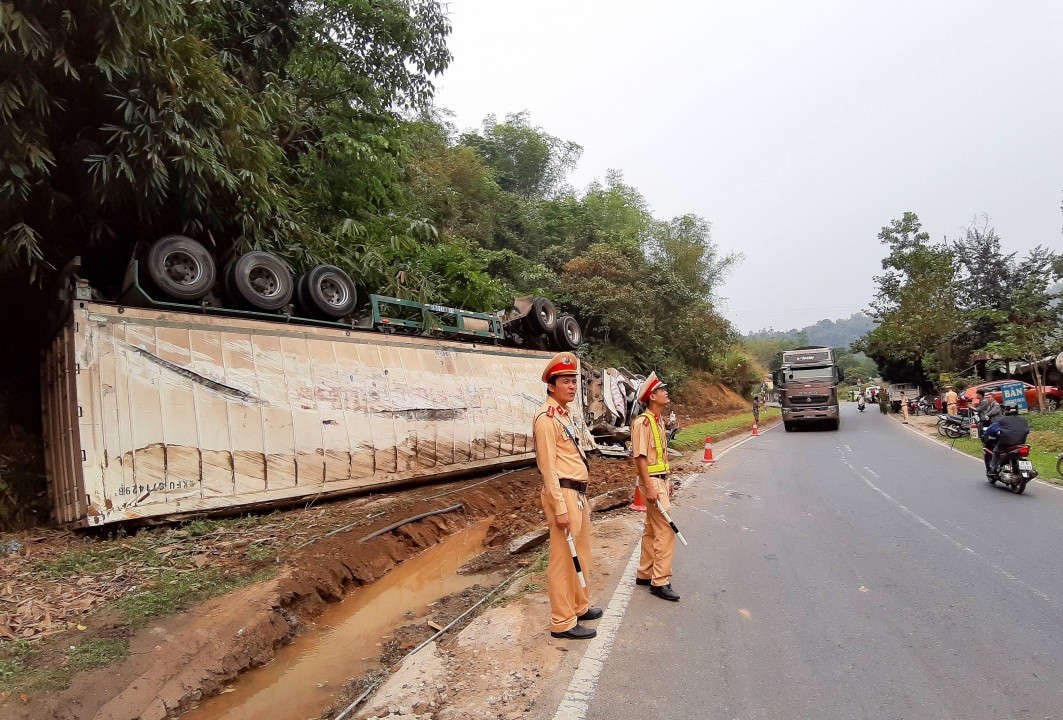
<box><xmin>631</xmin><ymin>372</ymin><xmax>680</xmax><ymax>601</ymax></box>
<box><xmin>533</xmin><ymin>352</ymin><xmax>602</xmax><ymax>639</ymax></box>
<box><xmin>944</xmin><ymin>386</ymin><xmax>959</xmax><ymax>416</ymax></box>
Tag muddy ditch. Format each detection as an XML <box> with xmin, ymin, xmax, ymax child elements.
<box><xmin>0</xmin><ymin>455</ymin><xmax>660</xmax><ymax>720</ymax></box>
<box><xmin>1</xmin><ymin>408</ymin><xmax>764</xmax><ymax>720</ymax></box>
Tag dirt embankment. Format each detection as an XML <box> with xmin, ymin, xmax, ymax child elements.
<box><xmin>0</xmin><ymin>379</ymin><xmax>753</xmax><ymax>720</ymax></box>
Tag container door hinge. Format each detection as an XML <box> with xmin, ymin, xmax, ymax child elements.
<box><xmin>81</xmin><ymin>450</ymin><xmax>87</xmax><ymax>462</ymax></box>
<box><xmin>77</xmin><ymin>405</ymin><xmax>83</xmax><ymax>418</ymax></box>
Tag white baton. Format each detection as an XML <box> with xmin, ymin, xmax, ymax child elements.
<box><xmin>656</xmin><ymin>499</ymin><xmax>689</xmax><ymax>546</ymax></box>
<box><xmin>564</xmin><ymin>530</ymin><xmax>587</xmax><ymax>588</ymax></box>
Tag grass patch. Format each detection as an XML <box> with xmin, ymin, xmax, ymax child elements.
<box><xmin>67</xmin><ymin>638</ymin><xmax>128</xmax><ymax>673</ymax></box>
<box><xmin>115</xmin><ymin>566</ymin><xmax>274</xmax><ymax>627</ymax></box>
<box><xmin>245</xmin><ymin>542</ymin><xmax>276</xmax><ymax>562</ymax></box>
<box><xmin>671</xmin><ymin>408</ymin><xmax>780</xmax><ymax>450</ymax></box>
<box><xmin>32</xmin><ymin>546</ymin><xmax>137</xmax><ymax>579</ymax></box>
<box><xmin>0</xmin><ymin>641</ymin><xmax>36</xmax><ymax>691</ymax></box>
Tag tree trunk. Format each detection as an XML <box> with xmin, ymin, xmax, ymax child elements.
<box><xmin>1030</xmin><ymin>353</ymin><xmax>1046</xmax><ymax>413</ymax></box>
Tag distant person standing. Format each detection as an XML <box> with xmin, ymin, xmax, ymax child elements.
<box><xmin>944</xmin><ymin>386</ymin><xmax>959</xmax><ymax>416</ymax></box>
<box><xmin>752</xmin><ymin>395</ymin><xmax>761</xmax><ymax>424</ymax></box>
<box><xmin>878</xmin><ymin>390</ymin><xmax>889</xmax><ymax>414</ymax></box>
<box><xmin>900</xmin><ymin>391</ymin><xmax>910</xmax><ymax>423</ymax></box>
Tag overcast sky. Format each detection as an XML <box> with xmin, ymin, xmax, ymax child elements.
<box><xmin>432</xmin><ymin>0</ymin><xmax>1063</xmax><ymax>333</ymax></box>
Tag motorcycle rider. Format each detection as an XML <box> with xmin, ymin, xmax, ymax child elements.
<box><xmin>857</xmin><ymin>393</ymin><xmax>866</xmax><ymax>411</ymax></box>
<box><xmin>983</xmin><ymin>403</ymin><xmax>1030</xmax><ymax>477</ymax></box>
<box><xmin>972</xmin><ymin>389</ymin><xmax>1003</xmax><ymax>440</ymax></box>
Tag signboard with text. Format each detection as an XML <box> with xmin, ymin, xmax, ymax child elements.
<box><xmin>1001</xmin><ymin>382</ymin><xmax>1027</xmax><ymax>411</ymax></box>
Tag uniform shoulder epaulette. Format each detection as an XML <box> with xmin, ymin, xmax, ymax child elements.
<box><xmin>545</xmin><ymin>407</ymin><xmax>555</xmax><ymax>418</ymax></box>
<box><xmin>639</xmin><ymin>415</ymin><xmax>650</xmax><ymax>426</ymax></box>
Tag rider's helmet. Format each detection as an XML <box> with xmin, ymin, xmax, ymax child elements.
<box><xmin>1003</xmin><ymin>403</ymin><xmax>1019</xmax><ymax>416</ymax></box>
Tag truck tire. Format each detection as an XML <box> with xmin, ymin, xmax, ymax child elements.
<box><xmin>552</xmin><ymin>315</ymin><xmax>582</xmax><ymax>350</ymax></box>
<box><xmin>145</xmin><ymin>235</ymin><xmax>216</xmax><ymax>301</ymax></box>
<box><xmin>296</xmin><ymin>265</ymin><xmax>357</xmax><ymax>318</ymax></box>
<box><xmin>784</xmin><ymin>421</ymin><xmax>793</xmax><ymax>432</ymax></box>
<box><xmin>227</xmin><ymin>251</ymin><xmax>293</xmax><ymax>311</ymax></box>
<box><xmin>528</xmin><ymin>297</ymin><xmax>557</xmax><ymax>334</ymax></box>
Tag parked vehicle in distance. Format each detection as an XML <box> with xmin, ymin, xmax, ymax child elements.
<box><xmin>962</xmin><ymin>381</ymin><xmax>1061</xmax><ymax>412</ymax></box>
<box><xmin>886</xmin><ymin>383</ymin><xmax>919</xmax><ymax>413</ymax></box>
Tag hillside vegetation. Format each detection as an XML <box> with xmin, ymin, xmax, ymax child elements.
<box><xmin>0</xmin><ymin>1</ymin><xmax>757</xmax><ymax>528</ymax></box>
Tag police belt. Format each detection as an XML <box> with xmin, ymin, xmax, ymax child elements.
<box><xmin>648</xmin><ymin>473</ymin><xmax>669</xmax><ymax>479</ymax></box>
<box><xmin>558</xmin><ymin>479</ymin><xmax>589</xmax><ymax>493</ymax></box>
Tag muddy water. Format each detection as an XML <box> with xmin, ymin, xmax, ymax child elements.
<box><xmin>183</xmin><ymin>520</ymin><xmax>500</xmax><ymax>720</ymax></box>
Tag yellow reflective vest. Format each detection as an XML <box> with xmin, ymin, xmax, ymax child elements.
<box><xmin>640</xmin><ymin>411</ymin><xmax>670</xmax><ymax>474</ymax></box>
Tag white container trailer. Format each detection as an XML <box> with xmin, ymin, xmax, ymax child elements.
<box><xmin>42</xmin><ymin>301</ymin><xmax>560</xmax><ymax>528</ymax></box>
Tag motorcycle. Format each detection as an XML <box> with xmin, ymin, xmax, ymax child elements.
<box><xmin>983</xmin><ymin>441</ymin><xmax>1038</xmax><ymax>494</ymax></box>
<box><xmin>936</xmin><ymin>409</ymin><xmax>971</xmax><ymax>439</ymax></box>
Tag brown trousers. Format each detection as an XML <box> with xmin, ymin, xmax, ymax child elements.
<box><xmin>542</xmin><ymin>486</ymin><xmax>592</xmax><ymax>633</ymax></box>
<box><xmin>637</xmin><ymin>477</ymin><xmax>675</xmax><ymax>586</ymax></box>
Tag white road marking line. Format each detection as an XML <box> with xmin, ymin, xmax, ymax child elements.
<box><xmin>841</xmin><ymin>459</ymin><xmax>1058</xmax><ymax>609</ymax></box>
<box><xmin>552</xmin><ymin>523</ymin><xmax>643</xmax><ymax>720</ymax></box>
<box><xmin>897</xmin><ymin>420</ymin><xmax>1063</xmax><ymax>493</ymax></box>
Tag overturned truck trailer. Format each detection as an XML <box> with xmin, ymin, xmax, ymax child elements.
<box><xmin>42</xmin><ymin>301</ymin><xmax>568</xmax><ymax>528</ymax></box>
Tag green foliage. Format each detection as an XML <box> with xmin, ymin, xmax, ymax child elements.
<box><xmin>834</xmin><ymin>347</ymin><xmax>878</xmax><ymax>382</ymax></box>
<box><xmin>459</xmin><ymin>112</ymin><xmax>581</xmax><ymax>198</ymax></box>
<box><xmin>0</xmin><ymin>0</ymin><xmax>452</xmax><ymax>287</ymax></box>
<box><xmin>711</xmin><ymin>349</ymin><xmax>761</xmax><ymax>395</ymax></box>
<box><xmin>742</xmin><ymin>335</ymin><xmax>806</xmax><ymax>371</ymax></box>
<box><xmin>410</xmin><ymin>236</ymin><xmax>512</xmax><ymax>310</ymax></box>
<box><xmin>858</xmin><ymin>212</ymin><xmax>1061</xmax><ymax>388</ymax></box>
<box><xmin>856</xmin><ymin>212</ymin><xmax>963</xmax><ymax>382</ymax></box>
<box><xmin>1</xmin><ymin>0</ymin><xmax>305</xmax><ymax>278</ymax></box>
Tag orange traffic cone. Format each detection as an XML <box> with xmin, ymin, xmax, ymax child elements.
<box><xmin>752</xmin><ymin>423</ymin><xmax>759</xmax><ymax>436</ymax></box>
<box><xmin>628</xmin><ymin>484</ymin><xmax>647</xmax><ymax>512</ymax></box>
<box><xmin>702</xmin><ymin>436</ymin><xmax>715</xmax><ymax>463</ymax></box>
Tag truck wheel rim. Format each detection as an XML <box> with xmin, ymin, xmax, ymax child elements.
<box><xmin>249</xmin><ymin>267</ymin><xmax>281</xmax><ymax>297</ymax></box>
<box><xmin>319</xmin><ymin>274</ymin><xmax>349</xmax><ymax>306</ymax></box>
<box><xmin>163</xmin><ymin>250</ymin><xmax>202</xmax><ymax>286</ymax></box>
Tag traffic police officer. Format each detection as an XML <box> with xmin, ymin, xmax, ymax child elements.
<box><xmin>944</xmin><ymin>386</ymin><xmax>959</xmax><ymax>416</ymax></box>
<box><xmin>632</xmin><ymin>372</ymin><xmax>680</xmax><ymax>601</ymax></box>
<box><xmin>533</xmin><ymin>352</ymin><xmax>602</xmax><ymax>639</ymax></box>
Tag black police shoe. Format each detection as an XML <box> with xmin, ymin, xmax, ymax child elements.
<box><xmin>649</xmin><ymin>583</ymin><xmax>680</xmax><ymax>601</ymax></box>
<box><xmin>635</xmin><ymin>577</ymin><xmax>651</xmax><ymax>586</ymax></box>
<box><xmin>550</xmin><ymin>623</ymin><xmax>597</xmax><ymax>640</ymax></box>
<box><xmin>578</xmin><ymin>607</ymin><xmax>603</xmax><ymax>621</ymax></box>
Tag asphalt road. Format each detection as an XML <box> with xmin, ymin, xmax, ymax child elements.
<box><xmin>583</xmin><ymin>405</ymin><xmax>1063</xmax><ymax>720</ymax></box>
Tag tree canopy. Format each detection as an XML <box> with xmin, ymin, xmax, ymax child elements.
<box><xmin>855</xmin><ymin>211</ymin><xmax>1062</xmax><ymax>393</ymax></box>
<box><xmin>0</xmin><ymin>0</ymin><xmax>748</xmax><ymax>392</ymax></box>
